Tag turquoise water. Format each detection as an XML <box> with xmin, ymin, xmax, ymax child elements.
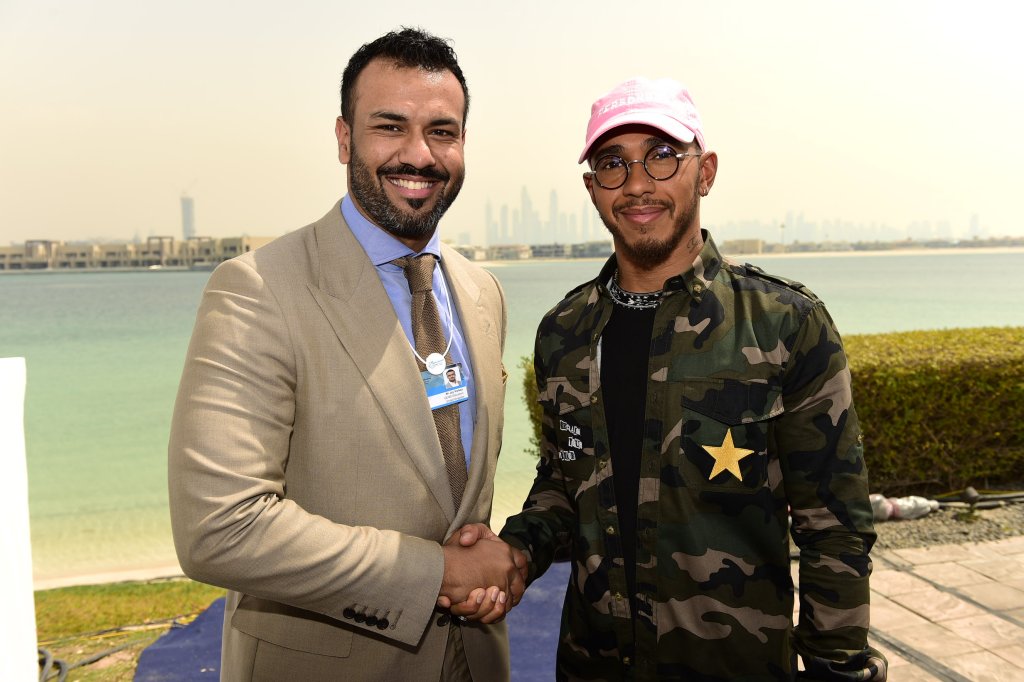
<box><xmin>2</xmin><ymin>250</ymin><xmax>1023</xmax><ymax>580</ymax></box>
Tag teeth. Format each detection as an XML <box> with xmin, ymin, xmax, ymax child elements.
<box><xmin>390</xmin><ymin>178</ymin><xmax>433</xmax><ymax>190</ymax></box>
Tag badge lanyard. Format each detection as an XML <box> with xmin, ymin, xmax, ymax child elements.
<box><xmin>409</xmin><ymin>266</ymin><xmax>455</xmax><ymax>375</ymax></box>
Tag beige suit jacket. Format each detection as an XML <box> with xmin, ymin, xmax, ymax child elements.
<box><xmin>168</xmin><ymin>202</ymin><xmax>509</xmax><ymax>681</ymax></box>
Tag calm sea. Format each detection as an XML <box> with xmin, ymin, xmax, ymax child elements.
<box><xmin>2</xmin><ymin>249</ymin><xmax>1023</xmax><ymax>582</ymax></box>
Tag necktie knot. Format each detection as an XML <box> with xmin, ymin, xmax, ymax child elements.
<box><xmin>393</xmin><ymin>255</ymin><xmax>436</xmax><ymax>293</ymax></box>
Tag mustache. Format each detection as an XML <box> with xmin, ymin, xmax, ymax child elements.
<box><xmin>614</xmin><ymin>199</ymin><xmax>671</xmax><ymax>211</ymax></box>
<box><xmin>377</xmin><ymin>163</ymin><xmax>449</xmax><ymax>182</ymax></box>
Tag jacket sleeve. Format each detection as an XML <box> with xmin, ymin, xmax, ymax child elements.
<box><xmin>167</xmin><ymin>256</ymin><xmax>444</xmax><ymax>647</ymax></box>
<box><xmin>778</xmin><ymin>303</ymin><xmax>886</xmax><ymax>680</ymax></box>
<box><xmin>499</xmin><ymin>331</ymin><xmax>576</xmax><ymax>583</ymax></box>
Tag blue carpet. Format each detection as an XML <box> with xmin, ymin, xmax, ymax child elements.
<box><xmin>135</xmin><ymin>562</ymin><xmax>569</xmax><ymax>681</ymax></box>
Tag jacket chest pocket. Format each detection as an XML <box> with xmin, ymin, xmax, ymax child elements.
<box><xmin>676</xmin><ymin>378</ymin><xmax>782</xmax><ymax>495</ymax></box>
<box><xmin>542</xmin><ymin>377</ymin><xmax>596</xmax><ymax>485</ymax></box>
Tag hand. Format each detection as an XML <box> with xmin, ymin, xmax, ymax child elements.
<box><xmin>455</xmin><ymin>523</ymin><xmax>529</xmax><ymax>594</ymax></box>
<box><xmin>436</xmin><ymin>524</ymin><xmax>527</xmax><ymax>611</ymax></box>
<box><xmin>448</xmin><ymin>586</ymin><xmax>508</xmax><ymax>624</ymax></box>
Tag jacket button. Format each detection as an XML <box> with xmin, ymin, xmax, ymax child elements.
<box><xmin>377</xmin><ymin>618</ymin><xmax>389</xmax><ymax>630</ymax></box>
<box><xmin>354</xmin><ymin>612</ymin><xmax>366</xmax><ymax>623</ymax></box>
<box><xmin>436</xmin><ymin>613</ymin><xmax>451</xmax><ymax>627</ymax></box>
<box><xmin>343</xmin><ymin>607</ymin><xmax>356</xmax><ymax>620</ymax></box>
<box><xmin>365</xmin><ymin>616</ymin><xmax>378</xmax><ymax>627</ymax></box>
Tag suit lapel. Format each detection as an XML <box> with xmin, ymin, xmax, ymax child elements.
<box><xmin>307</xmin><ymin>205</ymin><xmax>456</xmax><ymax>521</ymax></box>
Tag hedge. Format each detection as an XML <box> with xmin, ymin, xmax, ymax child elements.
<box><xmin>520</xmin><ymin>326</ymin><xmax>1024</xmax><ymax>496</ymax></box>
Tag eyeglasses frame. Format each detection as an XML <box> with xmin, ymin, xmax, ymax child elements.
<box><xmin>584</xmin><ymin>146</ymin><xmax>703</xmax><ymax>190</ymax></box>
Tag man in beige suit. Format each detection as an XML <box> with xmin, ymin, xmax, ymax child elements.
<box><xmin>169</xmin><ymin>28</ymin><xmax>523</xmax><ymax>681</ymax></box>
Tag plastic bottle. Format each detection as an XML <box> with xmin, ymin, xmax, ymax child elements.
<box><xmin>868</xmin><ymin>494</ymin><xmax>938</xmax><ymax>521</ymax></box>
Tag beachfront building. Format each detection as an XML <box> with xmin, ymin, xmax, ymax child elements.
<box><xmin>0</xmin><ymin>235</ymin><xmax>275</xmax><ymax>271</ymax></box>
<box><xmin>450</xmin><ymin>244</ymin><xmax>488</xmax><ymax>261</ymax></box>
<box><xmin>486</xmin><ymin>244</ymin><xmax>532</xmax><ymax>260</ymax></box>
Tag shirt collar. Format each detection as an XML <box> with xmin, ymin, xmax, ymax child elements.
<box><xmin>341</xmin><ymin>195</ymin><xmax>442</xmax><ymax>266</ymax></box>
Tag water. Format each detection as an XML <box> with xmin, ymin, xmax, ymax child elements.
<box><xmin>2</xmin><ymin>249</ymin><xmax>1023</xmax><ymax>581</ymax></box>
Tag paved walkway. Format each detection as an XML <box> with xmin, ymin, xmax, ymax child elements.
<box><xmin>865</xmin><ymin>536</ymin><xmax>1024</xmax><ymax>680</ymax></box>
<box><xmin>131</xmin><ymin>537</ymin><xmax>1024</xmax><ymax>680</ymax></box>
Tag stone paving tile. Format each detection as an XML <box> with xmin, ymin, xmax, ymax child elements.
<box><xmin>886</xmin><ymin>622</ymin><xmax>983</xmax><ymax>658</ymax></box>
<box><xmin>869</xmin><ymin>569</ymin><xmax>932</xmax><ymax>597</ymax></box>
<box><xmin>889</xmin><ymin>543</ymin><xmax>1002</xmax><ymax>565</ymax></box>
<box><xmin>869</xmin><ymin>594</ymin><xmax>930</xmax><ymax>631</ymax></box>
<box><xmin>959</xmin><ymin>557</ymin><xmax>1024</xmax><ymax>582</ymax></box>
<box><xmin>1006</xmin><ymin>608</ymin><xmax>1024</xmax><ymax>624</ymax></box>
<box><xmin>888</xmin><ymin>586</ymin><xmax>985</xmax><ymax>622</ymax></box>
<box><xmin>867</xmin><ymin>636</ymin><xmax>909</xmax><ymax>668</ymax></box>
<box><xmin>958</xmin><ymin>582</ymin><xmax>1024</xmax><ymax>611</ymax></box>
<box><xmin>940</xmin><ymin>612</ymin><xmax>1024</xmax><ymax>648</ymax></box>
<box><xmin>991</xmin><ymin>643</ymin><xmax>1024</xmax><ymax>668</ymax></box>
<box><xmin>985</xmin><ymin>535</ymin><xmax>1024</xmax><ymax>556</ymax></box>
<box><xmin>934</xmin><ymin>649</ymin><xmax>1024</xmax><ymax>681</ymax></box>
<box><xmin>885</xmin><ymin>667</ymin><xmax>942</xmax><ymax>681</ymax></box>
<box><xmin>911</xmin><ymin>561</ymin><xmax>993</xmax><ymax>587</ymax></box>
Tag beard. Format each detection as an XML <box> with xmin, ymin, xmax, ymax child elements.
<box><xmin>348</xmin><ymin>142</ymin><xmax>464</xmax><ymax>241</ymax></box>
<box><xmin>599</xmin><ymin>175</ymin><xmax>700</xmax><ymax>271</ymax></box>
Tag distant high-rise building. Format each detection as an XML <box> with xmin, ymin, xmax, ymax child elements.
<box><xmin>181</xmin><ymin>196</ymin><xmax>196</xmax><ymax>240</ymax></box>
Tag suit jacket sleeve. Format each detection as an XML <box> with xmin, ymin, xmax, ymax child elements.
<box><xmin>168</xmin><ymin>254</ymin><xmax>444</xmax><ymax>647</ymax></box>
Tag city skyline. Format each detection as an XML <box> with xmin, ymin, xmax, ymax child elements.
<box><xmin>3</xmin><ymin>184</ymin><xmax>1002</xmax><ymax>249</ymax></box>
<box><xmin>2</xmin><ymin>1</ymin><xmax>1022</xmax><ymax>246</ymax></box>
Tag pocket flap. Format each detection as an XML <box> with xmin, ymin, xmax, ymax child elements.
<box><xmin>541</xmin><ymin>376</ymin><xmax>592</xmax><ymax>416</ymax></box>
<box><xmin>681</xmin><ymin>379</ymin><xmax>783</xmax><ymax>425</ymax></box>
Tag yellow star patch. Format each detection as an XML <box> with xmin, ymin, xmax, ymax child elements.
<box><xmin>702</xmin><ymin>429</ymin><xmax>755</xmax><ymax>482</ymax></box>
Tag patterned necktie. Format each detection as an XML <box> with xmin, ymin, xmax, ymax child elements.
<box><xmin>392</xmin><ymin>254</ymin><xmax>467</xmax><ymax>510</ymax></box>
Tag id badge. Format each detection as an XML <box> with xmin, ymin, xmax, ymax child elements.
<box><xmin>423</xmin><ymin>363</ymin><xmax>469</xmax><ymax>410</ymax></box>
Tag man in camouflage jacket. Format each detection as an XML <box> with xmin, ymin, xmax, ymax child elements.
<box><xmin>494</xmin><ymin>78</ymin><xmax>886</xmax><ymax>680</ymax></box>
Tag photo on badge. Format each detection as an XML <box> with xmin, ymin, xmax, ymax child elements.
<box><xmin>422</xmin><ymin>363</ymin><xmax>469</xmax><ymax>410</ymax></box>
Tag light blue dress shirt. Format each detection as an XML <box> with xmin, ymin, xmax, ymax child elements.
<box><xmin>341</xmin><ymin>196</ymin><xmax>475</xmax><ymax>469</ymax></box>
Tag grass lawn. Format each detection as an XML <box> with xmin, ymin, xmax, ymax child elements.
<box><xmin>36</xmin><ymin>578</ymin><xmax>224</xmax><ymax>681</ymax></box>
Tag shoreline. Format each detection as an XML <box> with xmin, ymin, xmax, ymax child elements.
<box><xmin>34</xmin><ymin>562</ymin><xmax>184</xmax><ymax>592</ymax></box>
<box><xmin>5</xmin><ymin>246</ymin><xmax>1021</xmax><ymax>275</ymax></box>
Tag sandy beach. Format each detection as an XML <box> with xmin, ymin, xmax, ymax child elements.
<box><xmin>34</xmin><ymin>563</ymin><xmax>185</xmax><ymax>591</ymax></box>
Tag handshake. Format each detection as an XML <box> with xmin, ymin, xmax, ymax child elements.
<box><xmin>436</xmin><ymin>523</ymin><xmax>528</xmax><ymax>624</ymax></box>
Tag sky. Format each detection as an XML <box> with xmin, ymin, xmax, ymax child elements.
<box><xmin>1</xmin><ymin>0</ymin><xmax>1021</xmax><ymax>246</ymax></box>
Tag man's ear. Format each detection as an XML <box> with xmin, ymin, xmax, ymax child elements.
<box><xmin>336</xmin><ymin>117</ymin><xmax>351</xmax><ymax>164</ymax></box>
<box><xmin>582</xmin><ymin>172</ymin><xmax>597</xmax><ymax>204</ymax></box>
<box><xmin>699</xmin><ymin>151</ymin><xmax>719</xmax><ymax>195</ymax></box>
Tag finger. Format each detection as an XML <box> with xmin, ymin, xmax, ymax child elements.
<box><xmin>509</xmin><ymin>572</ymin><xmax>526</xmax><ymax>606</ymax></box>
<box><xmin>449</xmin><ymin>587</ymin><xmax>487</xmax><ymax>614</ymax></box>
<box><xmin>459</xmin><ymin>522</ymin><xmax>495</xmax><ymax>546</ymax></box>
<box><xmin>472</xmin><ymin>587</ymin><xmax>508</xmax><ymax>624</ymax></box>
<box><xmin>436</xmin><ymin>596</ymin><xmax>452</xmax><ymax>609</ymax></box>
<box><xmin>512</xmin><ymin>548</ymin><xmax>528</xmax><ymax>579</ymax></box>
<box><xmin>461</xmin><ymin>586</ymin><xmax>500</xmax><ymax>621</ymax></box>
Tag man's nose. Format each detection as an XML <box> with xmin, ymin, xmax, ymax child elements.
<box><xmin>398</xmin><ymin>133</ymin><xmax>436</xmax><ymax>170</ymax></box>
<box><xmin>622</xmin><ymin>159</ymin><xmax>653</xmax><ymax>196</ymax></box>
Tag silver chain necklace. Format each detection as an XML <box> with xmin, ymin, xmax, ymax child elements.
<box><xmin>607</xmin><ymin>272</ymin><xmax>662</xmax><ymax>310</ymax></box>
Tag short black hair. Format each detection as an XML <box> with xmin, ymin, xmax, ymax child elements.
<box><xmin>340</xmin><ymin>27</ymin><xmax>469</xmax><ymax>127</ymax></box>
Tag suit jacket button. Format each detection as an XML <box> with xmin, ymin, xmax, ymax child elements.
<box><xmin>354</xmin><ymin>612</ymin><xmax>366</xmax><ymax>623</ymax></box>
<box><xmin>343</xmin><ymin>607</ymin><xmax>356</xmax><ymax>620</ymax></box>
<box><xmin>365</xmin><ymin>616</ymin><xmax>378</xmax><ymax>627</ymax></box>
<box><xmin>436</xmin><ymin>613</ymin><xmax>451</xmax><ymax>627</ymax></box>
<box><xmin>376</xmin><ymin>618</ymin><xmax>389</xmax><ymax>630</ymax></box>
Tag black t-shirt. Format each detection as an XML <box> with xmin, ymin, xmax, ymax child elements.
<box><xmin>599</xmin><ymin>301</ymin><xmax>656</xmax><ymax>616</ymax></box>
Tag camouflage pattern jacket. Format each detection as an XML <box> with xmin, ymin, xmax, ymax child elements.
<box><xmin>501</xmin><ymin>234</ymin><xmax>883</xmax><ymax>681</ymax></box>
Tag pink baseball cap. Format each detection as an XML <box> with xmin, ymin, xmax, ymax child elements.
<box><xmin>578</xmin><ymin>77</ymin><xmax>706</xmax><ymax>164</ymax></box>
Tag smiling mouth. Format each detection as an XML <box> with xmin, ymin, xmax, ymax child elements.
<box><xmin>388</xmin><ymin>178</ymin><xmax>436</xmax><ymax>190</ymax></box>
<box><xmin>619</xmin><ymin>205</ymin><xmax>667</xmax><ymax>225</ymax></box>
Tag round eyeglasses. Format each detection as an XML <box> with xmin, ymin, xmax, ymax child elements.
<box><xmin>585</xmin><ymin>145</ymin><xmax>702</xmax><ymax>190</ymax></box>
